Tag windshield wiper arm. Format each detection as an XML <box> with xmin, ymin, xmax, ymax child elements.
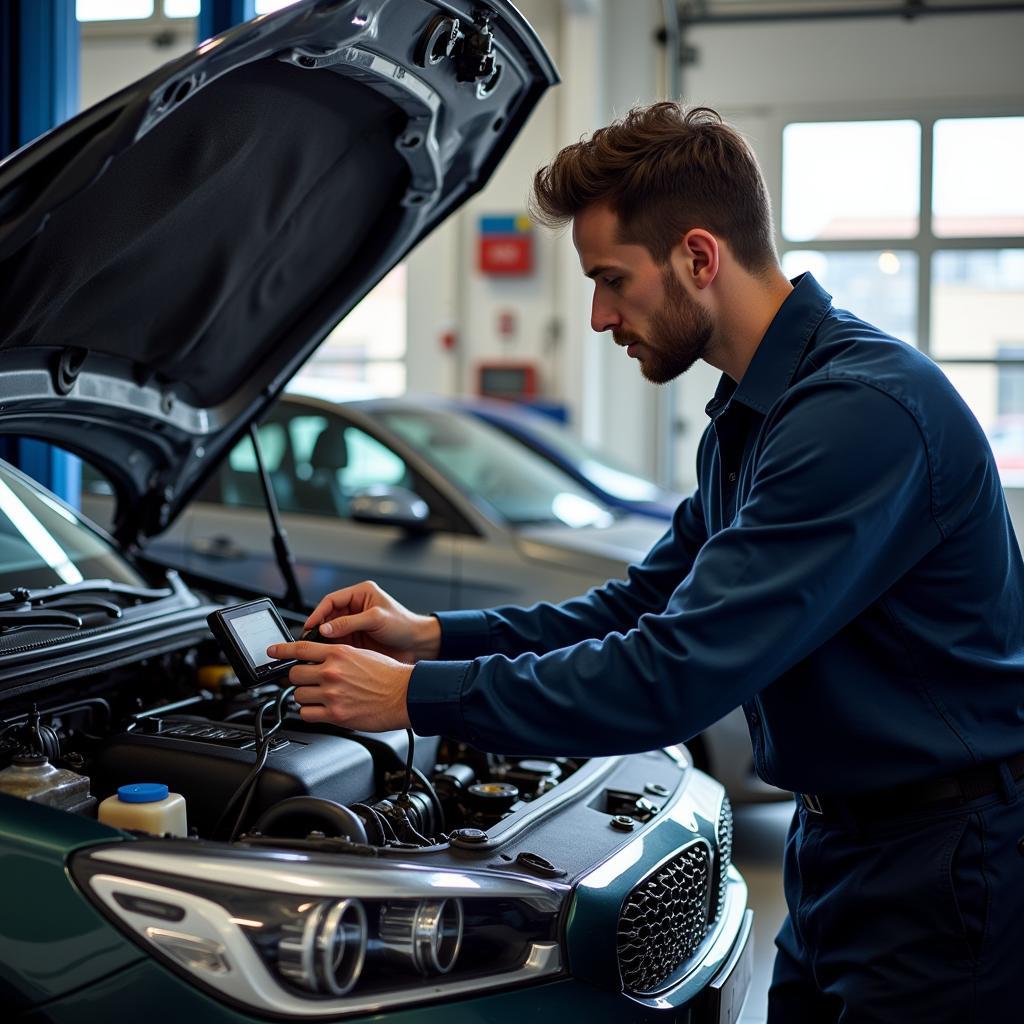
<box><xmin>0</xmin><ymin>609</ymin><xmax>84</xmax><ymax>632</ymax></box>
<box><xmin>0</xmin><ymin>580</ymin><xmax>173</xmax><ymax>610</ymax></box>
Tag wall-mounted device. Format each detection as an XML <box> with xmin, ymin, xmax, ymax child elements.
<box><xmin>477</xmin><ymin>361</ymin><xmax>539</xmax><ymax>401</ymax></box>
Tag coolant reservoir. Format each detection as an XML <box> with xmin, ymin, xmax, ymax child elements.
<box><xmin>0</xmin><ymin>754</ymin><xmax>95</xmax><ymax>813</ymax></box>
<box><xmin>98</xmin><ymin>783</ymin><xmax>187</xmax><ymax>837</ymax></box>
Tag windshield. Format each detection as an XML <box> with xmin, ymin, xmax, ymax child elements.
<box><xmin>371</xmin><ymin>408</ymin><xmax>615</xmax><ymax>527</ymax></box>
<box><xmin>0</xmin><ymin>462</ymin><xmax>145</xmax><ymax>592</ymax></box>
<box><xmin>495</xmin><ymin>410</ymin><xmax>674</xmax><ymax>504</ymax></box>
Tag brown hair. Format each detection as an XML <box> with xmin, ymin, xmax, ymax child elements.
<box><xmin>531</xmin><ymin>102</ymin><xmax>778</xmax><ymax>274</ymax></box>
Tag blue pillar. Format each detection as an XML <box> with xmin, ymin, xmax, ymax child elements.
<box><xmin>0</xmin><ymin>0</ymin><xmax>81</xmax><ymax>506</ymax></box>
<box><xmin>198</xmin><ymin>0</ymin><xmax>255</xmax><ymax>41</ymax></box>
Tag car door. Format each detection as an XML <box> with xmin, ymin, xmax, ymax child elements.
<box><xmin>154</xmin><ymin>405</ymin><xmax>463</xmax><ymax>612</ymax></box>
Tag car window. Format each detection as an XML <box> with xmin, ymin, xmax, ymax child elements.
<box><xmin>215</xmin><ymin>411</ymin><xmax>413</xmax><ymax>520</ymax></box>
<box><xmin>227</xmin><ymin>423</ymin><xmax>287</xmax><ymax>474</ymax></box>
<box><xmin>372</xmin><ymin>408</ymin><xmax>614</xmax><ymax>527</ymax></box>
<box><xmin>342</xmin><ymin>429</ymin><xmax>407</xmax><ymax>491</ymax></box>
<box><xmin>0</xmin><ymin>461</ymin><xmax>145</xmax><ymax>591</ymax></box>
<box><xmin>284</xmin><ymin>414</ymin><xmax>410</xmax><ymax>517</ymax></box>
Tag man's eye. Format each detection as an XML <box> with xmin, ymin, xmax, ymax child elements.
<box><xmin>603</xmin><ymin>277</ymin><xmax>622</xmax><ymax>291</ymax></box>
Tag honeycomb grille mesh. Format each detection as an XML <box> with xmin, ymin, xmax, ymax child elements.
<box><xmin>714</xmin><ymin>795</ymin><xmax>733</xmax><ymax>924</ymax></box>
<box><xmin>616</xmin><ymin>840</ymin><xmax>712</xmax><ymax>994</ymax></box>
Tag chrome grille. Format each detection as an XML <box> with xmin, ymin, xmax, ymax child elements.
<box><xmin>714</xmin><ymin>795</ymin><xmax>733</xmax><ymax>924</ymax></box>
<box><xmin>616</xmin><ymin>839</ymin><xmax>712</xmax><ymax>994</ymax></box>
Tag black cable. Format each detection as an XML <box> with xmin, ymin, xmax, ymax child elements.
<box><xmin>214</xmin><ymin>743</ymin><xmax>270</xmax><ymax>839</ymax></box>
<box><xmin>402</xmin><ymin>728</ymin><xmax>415</xmax><ymax>796</ymax></box>
<box><xmin>409</xmin><ymin>765</ymin><xmax>445</xmax><ymax>835</ymax></box>
<box><xmin>215</xmin><ymin>686</ymin><xmax>295</xmax><ymax>841</ymax></box>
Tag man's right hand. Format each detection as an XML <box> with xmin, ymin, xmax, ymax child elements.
<box><xmin>303</xmin><ymin>581</ymin><xmax>441</xmax><ymax>665</ymax></box>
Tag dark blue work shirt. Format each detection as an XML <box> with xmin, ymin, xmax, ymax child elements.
<box><xmin>408</xmin><ymin>273</ymin><xmax>1024</xmax><ymax>795</ymax></box>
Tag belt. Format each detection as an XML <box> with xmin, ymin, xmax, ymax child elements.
<box><xmin>798</xmin><ymin>752</ymin><xmax>1024</xmax><ymax>824</ymax></box>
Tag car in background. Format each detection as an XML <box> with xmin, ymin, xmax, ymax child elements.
<box><xmin>0</xmin><ymin>3</ymin><xmax>752</xmax><ymax>1022</ymax></box>
<box><xmin>86</xmin><ymin>392</ymin><xmax>672</xmax><ymax>614</ymax></box>
<box><xmin>450</xmin><ymin>395</ymin><xmax>684</xmax><ymax>520</ymax></box>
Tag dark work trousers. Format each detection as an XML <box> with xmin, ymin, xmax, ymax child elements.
<box><xmin>767</xmin><ymin>778</ymin><xmax>1024</xmax><ymax>1022</ymax></box>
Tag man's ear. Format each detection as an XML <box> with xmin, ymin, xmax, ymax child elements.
<box><xmin>679</xmin><ymin>229</ymin><xmax>720</xmax><ymax>289</ymax></box>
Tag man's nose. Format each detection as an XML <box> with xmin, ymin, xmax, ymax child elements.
<box><xmin>591</xmin><ymin>293</ymin><xmax>621</xmax><ymax>334</ymax></box>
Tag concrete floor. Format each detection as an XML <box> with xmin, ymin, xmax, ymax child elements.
<box><xmin>732</xmin><ymin>800</ymin><xmax>795</xmax><ymax>1024</ymax></box>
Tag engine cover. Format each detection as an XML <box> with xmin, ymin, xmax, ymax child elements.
<box><xmin>89</xmin><ymin>717</ymin><xmax>376</xmax><ymax>836</ymax></box>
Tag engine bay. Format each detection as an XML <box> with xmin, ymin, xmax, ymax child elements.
<box><xmin>0</xmin><ymin>643</ymin><xmax>585</xmax><ymax>851</ymax></box>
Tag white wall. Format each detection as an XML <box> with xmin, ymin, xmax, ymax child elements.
<box><xmin>80</xmin><ymin>31</ymin><xmax>195</xmax><ymax>110</ymax></box>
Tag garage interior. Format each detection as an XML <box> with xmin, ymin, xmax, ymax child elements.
<box><xmin>1</xmin><ymin>2</ymin><xmax>1022</xmax><ymax>1022</ymax></box>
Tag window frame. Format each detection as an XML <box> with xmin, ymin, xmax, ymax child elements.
<box><xmin>764</xmin><ymin>99</ymin><xmax>1024</xmax><ymax>372</ymax></box>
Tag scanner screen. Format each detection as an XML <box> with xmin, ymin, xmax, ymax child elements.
<box><xmin>232</xmin><ymin>609</ymin><xmax>287</xmax><ymax>667</ymax></box>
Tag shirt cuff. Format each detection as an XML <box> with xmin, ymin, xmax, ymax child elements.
<box><xmin>407</xmin><ymin>659</ymin><xmax>473</xmax><ymax>739</ymax></box>
<box><xmin>434</xmin><ymin>609</ymin><xmax>491</xmax><ymax>659</ymax></box>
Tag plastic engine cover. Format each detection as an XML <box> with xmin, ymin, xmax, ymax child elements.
<box><xmin>88</xmin><ymin>718</ymin><xmax>375</xmax><ymax>836</ymax></box>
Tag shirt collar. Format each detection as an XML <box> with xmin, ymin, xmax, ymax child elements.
<box><xmin>705</xmin><ymin>272</ymin><xmax>833</xmax><ymax>419</ymax></box>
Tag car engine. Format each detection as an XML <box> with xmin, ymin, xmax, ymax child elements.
<box><xmin>0</xmin><ymin>644</ymin><xmax>582</xmax><ymax>850</ymax></box>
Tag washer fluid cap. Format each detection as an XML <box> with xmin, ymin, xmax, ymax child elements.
<box><xmin>117</xmin><ymin>783</ymin><xmax>169</xmax><ymax>803</ymax></box>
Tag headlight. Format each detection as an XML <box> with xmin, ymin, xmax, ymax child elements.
<box><xmin>71</xmin><ymin>843</ymin><xmax>566</xmax><ymax>1017</ymax></box>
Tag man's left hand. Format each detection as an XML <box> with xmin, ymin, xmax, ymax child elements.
<box><xmin>267</xmin><ymin>640</ymin><xmax>413</xmax><ymax>732</ymax></box>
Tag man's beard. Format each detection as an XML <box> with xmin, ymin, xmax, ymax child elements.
<box><xmin>616</xmin><ymin>268</ymin><xmax>714</xmax><ymax>385</ymax></box>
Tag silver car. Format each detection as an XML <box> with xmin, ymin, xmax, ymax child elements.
<box><xmin>87</xmin><ymin>392</ymin><xmax>781</xmax><ymax>803</ymax></box>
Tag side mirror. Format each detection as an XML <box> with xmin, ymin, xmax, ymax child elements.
<box><xmin>350</xmin><ymin>485</ymin><xmax>430</xmax><ymax>531</ymax></box>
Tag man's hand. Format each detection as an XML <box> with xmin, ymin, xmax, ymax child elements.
<box><xmin>303</xmin><ymin>581</ymin><xmax>441</xmax><ymax>665</ymax></box>
<box><xmin>268</xmin><ymin>639</ymin><xmax>413</xmax><ymax>732</ymax></box>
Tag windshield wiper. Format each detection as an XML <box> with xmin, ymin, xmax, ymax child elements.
<box><xmin>0</xmin><ymin>580</ymin><xmax>173</xmax><ymax>610</ymax></box>
<box><xmin>0</xmin><ymin>609</ymin><xmax>84</xmax><ymax>633</ymax></box>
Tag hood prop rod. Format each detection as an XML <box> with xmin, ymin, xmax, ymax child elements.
<box><xmin>249</xmin><ymin>422</ymin><xmax>303</xmax><ymax>610</ymax></box>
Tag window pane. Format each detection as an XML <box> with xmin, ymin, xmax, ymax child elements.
<box><xmin>782</xmin><ymin>250</ymin><xmax>918</xmax><ymax>345</ymax></box>
<box><xmin>164</xmin><ymin>0</ymin><xmax>199</xmax><ymax>16</ymax></box>
<box><xmin>930</xmin><ymin>250</ymin><xmax>1024</xmax><ymax>358</ymax></box>
<box><xmin>324</xmin><ymin>265</ymin><xmax>406</xmax><ymax>361</ymax></box>
<box><xmin>292</xmin><ymin>266</ymin><xmax>406</xmax><ymax>399</ymax></box>
<box><xmin>933</xmin><ymin>118</ymin><xmax>1024</xmax><ymax>237</ymax></box>
<box><xmin>938</xmin><ymin>364</ymin><xmax>1024</xmax><ymax>487</ymax></box>
<box><xmin>77</xmin><ymin>0</ymin><xmax>153</xmax><ymax>19</ymax></box>
<box><xmin>289</xmin><ymin>361</ymin><xmax>406</xmax><ymax>401</ymax></box>
<box><xmin>782</xmin><ymin>121</ymin><xmax>920</xmax><ymax>241</ymax></box>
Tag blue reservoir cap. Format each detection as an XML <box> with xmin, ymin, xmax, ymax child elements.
<box><xmin>118</xmin><ymin>783</ymin><xmax>169</xmax><ymax>803</ymax></box>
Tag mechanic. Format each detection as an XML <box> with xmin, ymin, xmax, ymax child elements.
<box><xmin>268</xmin><ymin>103</ymin><xmax>1024</xmax><ymax>1021</ymax></box>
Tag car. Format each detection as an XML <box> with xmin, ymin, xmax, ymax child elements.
<box><xmin>0</xmin><ymin>3</ymin><xmax>752</xmax><ymax>1023</ymax></box>
<box><xmin>85</xmin><ymin>391</ymin><xmax>675</xmax><ymax>614</ymax></box>
<box><xmin>448</xmin><ymin>395</ymin><xmax>685</xmax><ymax>520</ymax></box>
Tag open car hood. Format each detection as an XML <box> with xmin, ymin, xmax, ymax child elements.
<box><xmin>0</xmin><ymin>0</ymin><xmax>556</xmax><ymax>548</ymax></box>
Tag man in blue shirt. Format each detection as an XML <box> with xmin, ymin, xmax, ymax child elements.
<box><xmin>270</xmin><ymin>103</ymin><xmax>1024</xmax><ymax>1020</ymax></box>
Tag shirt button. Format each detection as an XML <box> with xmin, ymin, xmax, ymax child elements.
<box><xmin>749</xmin><ymin>710</ymin><xmax>760</xmax><ymax>727</ymax></box>
<box><xmin>727</xmin><ymin>471</ymin><xmax>737</xmax><ymax>483</ymax></box>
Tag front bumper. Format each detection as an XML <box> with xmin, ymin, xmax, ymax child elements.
<box><xmin>18</xmin><ymin>915</ymin><xmax>753</xmax><ymax>1024</ymax></box>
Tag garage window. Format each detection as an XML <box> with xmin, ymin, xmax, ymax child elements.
<box><xmin>289</xmin><ymin>265</ymin><xmax>407</xmax><ymax>400</ymax></box>
<box><xmin>780</xmin><ymin>116</ymin><xmax>1024</xmax><ymax>486</ymax></box>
